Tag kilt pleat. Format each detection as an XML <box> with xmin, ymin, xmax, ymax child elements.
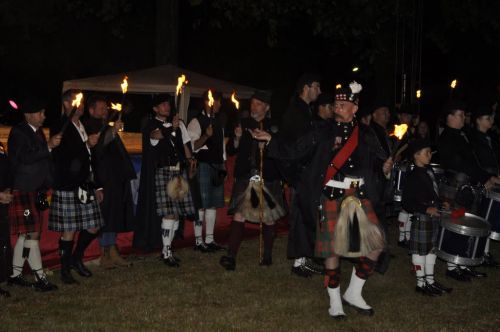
<box><xmin>155</xmin><ymin>167</ymin><xmax>196</xmax><ymax>217</ymax></box>
<box><xmin>48</xmin><ymin>190</ymin><xmax>103</xmax><ymax>232</ymax></box>
<box><xmin>8</xmin><ymin>191</ymin><xmax>43</xmax><ymax>234</ymax></box>
<box><xmin>408</xmin><ymin>214</ymin><xmax>439</xmax><ymax>255</ymax></box>
<box><xmin>197</xmin><ymin>162</ymin><xmax>225</xmax><ymax>208</ymax></box>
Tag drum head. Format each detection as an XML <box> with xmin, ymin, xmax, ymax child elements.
<box><xmin>441</xmin><ymin>213</ymin><xmax>491</xmax><ymax>237</ymax></box>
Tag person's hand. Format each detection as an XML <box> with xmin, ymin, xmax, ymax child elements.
<box><xmin>426</xmin><ymin>206</ymin><xmax>440</xmax><ymax>217</ymax></box>
<box><xmin>87</xmin><ymin>133</ymin><xmax>100</xmax><ymax>147</ymax></box>
<box><xmin>48</xmin><ymin>133</ymin><xmax>62</xmax><ymax>149</ymax></box>
<box><xmin>205</xmin><ymin>125</ymin><xmax>213</xmax><ymax>137</ymax></box>
<box><xmin>250</xmin><ymin>129</ymin><xmax>271</xmax><ymax>142</ymax></box>
<box><xmin>172</xmin><ymin>114</ymin><xmax>180</xmax><ymax>129</ymax></box>
<box><xmin>234</xmin><ymin>124</ymin><xmax>243</xmax><ymax>139</ymax></box>
<box><xmin>0</xmin><ymin>189</ymin><xmax>13</xmax><ymax>204</ymax></box>
<box><xmin>383</xmin><ymin>157</ymin><xmax>394</xmax><ymax>176</ymax></box>
<box><xmin>150</xmin><ymin>128</ymin><xmax>164</xmax><ymax>140</ymax></box>
<box><xmin>113</xmin><ymin>119</ymin><xmax>124</xmax><ymax>134</ymax></box>
<box><xmin>442</xmin><ymin>201</ymin><xmax>450</xmax><ymax>210</ymax></box>
<box><xmin>95</xmin><ymin>189</ymin><xmax>104</xmax><ymax>203</ymax></box>
<box><xmin>188</xmin><ymin>158</ymin><xmax>197</xmax><ymax>179</ymax></box>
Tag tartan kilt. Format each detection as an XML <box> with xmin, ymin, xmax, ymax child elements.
<box><xmin>8</xmin><ymin>191</ymin><xmax>43</xmax><ymax>234</ymax></box>
<box><xmin>155</xmin><ymin>167</ymin><xmax>196</xmax><ymax>217</ymax></box>
<box><xmin>197</xmin><ymin>162</ymin><xmax>225</xmax><ymax>208</ymax></box>
<box><xmin>315</xmin><ymin>194</ymin><xmax>380</xmax><ymax>258</ymax></box>
<box><xmin>48</xmin><ymin>190</ymin><xmax>103</xmax><ymax>232</ymax></box>
<box><xmin>408</xmin><ymin>214</ymin><xmax>439</xmax><ymax>255</ymax></box>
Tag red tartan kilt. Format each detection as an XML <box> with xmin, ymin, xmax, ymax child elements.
<box><xmin>315</xmin><ymin>194</ymin><xmax>380</xmax><ymax>258</ymax></box>
<box><xmin>8</xmin><ymin>191</ymin><xmax>44</xmax><ymax>234</ymax></box>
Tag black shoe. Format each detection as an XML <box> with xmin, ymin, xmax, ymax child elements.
<box><xmin>71</xmin><ymin>258</ymin><xmax>92</xmax><ymax>277</ymax></box>
<box><xmin>397</xmin><ymin>240</ymin><xmax>408</xmax><ymax>248</ymax></box>
<box><xmin>342</xmin><ymin>298</ymin><xmax>375</xmax><ymax>316</ymax></box>
<box><xmin>430</xmin><ymin>281</ymin><xmax>452</xmax><ymax>294</ymax></box>
<box><xmin>330</xmin><ymin>313</ymin><xmax>347</xmax><ymax>320</ymax></box>
<box><xmin>206</xmin><ymin>242</ymin><xmax>225</xmax><ymax>251</ymax></box>
<box><xmin>482</xmin><ymin>253</ymin><xmax>500</xmax><ymax>268</ymax></box>
<box><xmin>194</xmin><ymin>243</ymin><xmax>212</xmax><ymax>253</ymax></box>
<box><xmin>415</xmin><ymin>284</ymin><xmax>441</xmax><ymax>297</ymax></box>
<box><xmin>291</xmin><ymin>265</ymin><xmax>312</xmax><ymax>278</ymax></box>
<box><xmin>446</xmin><ymin>268</ymin><xmax>471</xmax><ymax>282</ymax></box>
<box><xmin>7</xmin><ymin>275</ymin><xmax>33</xmax><ymax>288</ymax></box>
<box><xmin>33</xmin><ymin>276</ymin><xmax>58</xmax><ymax>292</ymax></box>
<box><xmin>60</xmin><ymin>268</ymin><xmax>79</xmax><ymax>285</ymax></box>
<box><xmin>0</xmin><ymin>287</ymin><xmax>11</xmax><ymax>297</ymax></box>
<box><xmin>303</xmin><ymin>258</ymin><xmax>324</xmax><ymax>275</ymax></box>
<box><xmin>461</xmin><ymin>267</ymin><xmax>487</xmax><ymax>278</ymax></box>
<box><xmin>259</xmin><ymin>257</ymin><xmax>272</xmax><ymax>266</ymax></box>
<box><xmin>220</xmin><ymin>255</ymin><xmax>236</xmax><ymax>271</ymax></box>
<box><xmin>163</xmin><ymin>256</ymin><xmax>180</xmax><ymax>267</ymax></box>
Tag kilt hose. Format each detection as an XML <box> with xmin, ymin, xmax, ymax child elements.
<box><xmin>315</xmin><ymin>194</ymin><xmax>380</xmax><ymax>258</ymax></box>
<box><xmin>408</xmin><ymin>214</ymin><xmax>439</xmax><ymax>255</ymax></box>
<box><xmin>155</xmin><ymin>167</ymin><xmax>196</xmax><ymax>217</ymax></box>
<box><xmin>197</xmin><ymin>162</ymin><xmax>225</xmax><ymax>209</ymax></box>
<box><xmin>8</xmin><ymin>191</ymin><xmax>43</xmax><ymax>234</ymax></box>
<box><xmin>48</xmin><ymin>190</ymin><xmax>103</xmax><ymax>232</ymax></box>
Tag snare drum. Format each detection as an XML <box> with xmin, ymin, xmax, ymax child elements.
<box><xmin>480</xmin><ymin>187</ymin><xmax>500</xmax><ymax>241</ymax></box>
<box><xmin>436</xmin><ymin>213</ymin><xmax>490</xmax><ymax>266</ymax></box>
<box><xmin>392</xmin><ymin>162</ymin><xmax>411</xmax><ymax>202</ymax></box>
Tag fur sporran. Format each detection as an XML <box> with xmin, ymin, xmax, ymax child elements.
<box><xmin>167</xmin><ymin>176</ymin><xmax>190</xmax><ymax>201</ymax></box>
<box><xmin>234</xmin><ymin>180</ymin><xmax>286</xmax><ymax>224</ymax></box>
<box><xmin>334</xmin><ymin>195</ymin><xmax>384</xmax><ymax>257</ymax></box>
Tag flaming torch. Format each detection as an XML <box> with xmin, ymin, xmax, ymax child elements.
<box><xmin>207</xmin><ymin>89</ymin><xmax>214</xmax><ymax>125</ymax></box>
<box><xmin>110</xmin><ymin>102</ymin><xmax>123</xmax><ymax>131</ymax></box>
<box><xmin>389</xmin><ymin>123</ymin><xmax>409</xmax><ymax>158</ymax></box>
<box><xmin>231</xmin><ymin>91</ymin><xmax>240</xmax><ymax>111</ymax></box>
<box><xmin>175</xmin><ymin>74</ymin><xmax>188</xmax><ymax>110</ymax></box>
<box><xmin>118</xmin><ymin>76</ymin><xmax>128</xmax><ymax>121</ymax></box>
<box><xmin>60</xmin><ymin>92</ymin><xmax>83</xmax><ymax>134</ymax></box>
<box><xmin>450</xmin><ymin>79</ymin><xmax>457</xmax><ymax>99</ymax></box>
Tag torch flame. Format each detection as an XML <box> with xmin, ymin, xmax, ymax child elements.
<box><xmin>416</xmin><ymin>89</ymin><xmax>421</xmax><ymax>99</ymax></box>
<box><xmin>111</xmin><ymin>102</ymin><xmax>122</xmax><ymax>112</ymax></box>
<box><xmin>390</xmin><ymin>124</ymin><xmax>409</xmax><ymax>140</ymax></box>
<box><xmin>176</xmin><ymin>74</ymin><xmax>187</xmax><ymax>96</ymax></box>
<box><xmin>207</xmin><ymin>89</ymin><xmax>214</xmax><ymax>108</ymax></box>
<box><xmin>450</xmin><ymin>79</ymin><xmax>457</xmax><ymax>89</ymax></box>
<box><xmin>121</xmin><ymin>76</ymin><xmax>128</xmax><ymax>94</ymax></box>
<box><xmin>71</xmin><ymin>93</ymin><xmax>83</xmax><ymax>108</ymax></box>
<box><xmin>335</xmin><ymin>84</ymin><xmax>342</xmax><ymax>89</ymax></box>
<box><xmin>231</xmin><ymin>91</ymin><xmax>240</xmax><ymax>110</ymax></box>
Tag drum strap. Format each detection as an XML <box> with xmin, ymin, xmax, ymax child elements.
<box><xmin>323</xmin><ymin>125</ymin><xmax>359</xmax><ymax>186</ymax></box>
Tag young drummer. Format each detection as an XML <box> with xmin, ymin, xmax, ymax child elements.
<box><xmin>402</xmin><ymin>139</ymin><xmax>452</xmax><ymax>296</ymax></box>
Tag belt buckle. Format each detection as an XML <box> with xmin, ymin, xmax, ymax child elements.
<box><xmin>350</xmin><ymin>180</ymin><xmax>359</xmax><ymax>189</ymax></box>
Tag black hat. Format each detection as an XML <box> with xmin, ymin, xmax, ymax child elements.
<box><xmin>357</xmin><ymin>106</ymin><xmax>372</xmax><ymax>118</ymax></box>
<box><xmin>151</xmin><ymin>93</ymin><xmax>172</xmax><ymax>107</ymax></box>
<box><xmin>444</xmin><ymin>100</ymin><xmax>467</xmax><ymax>116</ymax></box>
<box><xmin>22</xmin><ymin>98</ymin><xmax>46</xmax><ymax>114</ymax></box>
<box><xmin>251</xmin><ymin>90</ymin><xmax>272</xmax><ymax>104</ymax></box>
<box><xmin>409</xmin><ymin>138</ymin><xmax>432</xmax><ymax>157</ymax></box>
<box><xmin>316</xmin><ymin>93</ymin><xmax>334</xmax><ymax>106</ymax></box>
<box><xmin>335</xmin><ymin>81</ymin><xmax>362</xmax><ymax>105</ymax></box>
<box><xmin>295</xmin><ymin>73</ymin><xmax>321</xmax><ymax>93</ymax></box>
<box><xmin>473</xmin><ymin>104</ymin><xmax>493</xmax><ymax>120</ymax></box>
<box><xmin>202</xmin><ymin>89</ymin><xmax>223</xmax><ymax>101</ymax></box>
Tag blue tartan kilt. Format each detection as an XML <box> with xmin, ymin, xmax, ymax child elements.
<box><xmin>48</xmin><ymin>190</ymin><xmax>104</xmax><ymax>232</ymax></box>
<box><xmin>155</xmin><ymin>167</ymin><xmax>196</xmax><ymax>217</ymax></box>
<box><xmin>197</xmin><ymin>162</ymin><xmax>225</xmax><ymax>209</ymax></box>
<box><xmin>408</xmin><ymin>214</ymin><xmax>439</xmax><ymax>255</ymax></box>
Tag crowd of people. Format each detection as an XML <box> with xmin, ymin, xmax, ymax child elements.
<box><xmin>0</xmin><ymin>74</ymin><xmax>499</xmax><ymax>320</ymax></box>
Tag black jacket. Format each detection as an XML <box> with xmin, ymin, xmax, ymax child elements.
<box><xmin>7</xmin><ymin>121</ymin><xmax>53</xmax><ymax>191</ymax></box>
<box><xmin>402</xmin><ymin>165</ymin><xmax>440</xmax><ymax>214</ymax></box>
<box><xmin>469</xmin><ymin>129</ymin><xmax>500</xmax><ymax>175</ymax></box>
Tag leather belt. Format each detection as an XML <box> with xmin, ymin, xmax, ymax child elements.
<box><xmin>324</xmin><ymin>177</ymin><xmax>364</xmax><ymax>189</ymax></box>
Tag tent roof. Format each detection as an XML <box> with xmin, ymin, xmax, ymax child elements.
<box><xmin>62</xmin><ymin>64</ymin><xmax>257</xmax><ymax>98</ymax></box>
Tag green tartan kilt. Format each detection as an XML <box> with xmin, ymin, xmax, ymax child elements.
<box><xmin>315</xmin><ymin>194</ymin><xmax>380</xmax><ymax>258</ymax></box>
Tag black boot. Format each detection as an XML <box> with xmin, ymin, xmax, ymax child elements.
<box><xmin>59</xmin><ymin>239</ymin><xmax>78</xmax><ymax>284</ymax></box>
<box><xmin>0</xmin><ymin>286</ymin><xmax>10</xmax><ymax>297</ymax></box>
<box><xmin>71</xmin><ymin>230</ymin><xmax>97</xmax><ymax>277</ymax></box>
<box><xmin>260</xmin><ymin>224</ymin><xmax>275</xmax><ymax>266</ymax></box>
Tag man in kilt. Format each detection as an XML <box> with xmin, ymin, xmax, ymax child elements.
<box><xmin>187</xmin><ymin>90</ymin><xmax>227</xmax><ymax>252</ymax></box>
<box><xmin>253</xmin><ymin>82</ymin><xmax>392</xmax><ymax>319</ymax></box>
<box><xmin>402</xmin><ymin>139</ymin><xmax>452</xmax><ymax>296</ymax></box>
<box><xmin>134</xmin><ymin>94</ymin><xmax>196</xmax><ymax>267</ymax></box>
<box><xmin>7</xmin><ymin>98</ymin><xmax>60</xmax><ymax>292</ymax></box>
<box><xmin>49</xmin><ymin>90</ymin><xmax>104</xmax><ymax>284</ymax></box>
<box><xmin>220</xmin><ymin>90</ymin><xmax>286</xmax><ymax>271</ymax></box>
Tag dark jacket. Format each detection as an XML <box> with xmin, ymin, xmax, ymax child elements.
<box><xmin>402</xmin><ymin>165</ymin><xmax>440</xmax><ymax>214</ymax></box>
<box><xmin>469</xmin><ymin>128</ymin><xmax>500</xmax><ymax>176</ymax></box>
<box><xmin>8</xmin><ymin>121</ymin><xmax>53</xmax><ymax>192</ymax></box>
<box><xmin>193</xmin><ymin>111</ymin><xmax>225</xmax><ymax>164</ymax></box>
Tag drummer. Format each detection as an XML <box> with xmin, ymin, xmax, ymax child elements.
<box><xmin>437</xmin><ymin>100</ymin><xmax>500</xmax><ymax>280</ymax></box>
<box><xmin>469</xmin><ymin>104</ymin><xmax>500</xmax><ymax>267</ymax></box>
<box><xmin>402</xmin><ymin>139</ymin><xmax>452</xmax><ymax>296</ymax></box>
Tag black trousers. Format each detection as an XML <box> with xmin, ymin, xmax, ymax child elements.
<box><xmin>0</xmin><ymin>208</ymin><xmax>13</xmax><ymax>282</ymax></box>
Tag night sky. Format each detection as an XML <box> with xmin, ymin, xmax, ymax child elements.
<box><xmin>1</xmin><ymin>0</ymin><xmax>499</xmax><ymax>131</ymax></box>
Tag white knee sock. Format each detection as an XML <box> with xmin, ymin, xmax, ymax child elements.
<box><xmin>205</xmin><ymin>208</ymin><xmax>217</xmax><ymax>244</ymax></box>
<box><xmin>161</xmin><ymin>218</ymin><xmax>176</xmax><ymax>258</ymax></box>
<box><xmin>194</xmin><ymin>219</ymin><xmax>204</xmax><ymax>245</ymax></box>
<box><xmin>11</xmin><ymin>235</ymin><xmax>26</xmax><ymax>277</ymax></box>
<box><xmin>293</xmin><ymin>257</ymin><xmax>306</xmax><ymax>267</ymax></box>
<box><xmin>412</xmin><ymin>254</ymin><xmax>426</xmax><ymax>287</ymax></box>
<box><xmin>24</xmin><ymin>239</ymin><xmax>45</xmax><ymax>279</ymax></box>
<box><xmin>425</xmin><ymin>253</ymin><xmax>437</xmax><ymax>285</ymax></box>
<box><xmin>327</xmin><ymin>287</ymin><xmax>345</xmax><ymax>317</ymax></box>
<box><xmin>398</xmin><ymin>211</ymin><xmax>409</xmax><ymax>241</ymax></box>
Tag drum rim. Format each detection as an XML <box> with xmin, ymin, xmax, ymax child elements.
<box><xmin>440</xmin><ymin>213</ymin><xmax>491</xmax><ymax>237</ymax></box>
<box><xmin>487</xmin><ymin>190</ymin><xmax>500</xmax><ymax>201</ymax></box>
<box><xmin>490</xmin><ymin>231</ymin><xmax>500</xmax><ymax>241</ymax></box>
<box><xmin>436</xmin><ymin>250</ymin><xmax>484</xmax><ymax>266</ymax></box>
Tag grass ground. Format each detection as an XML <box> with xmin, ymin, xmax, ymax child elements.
<box><xmin>1</xmin><ymin>225</ymin><xmax>499</xmax><ymax>332</ymax></box>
